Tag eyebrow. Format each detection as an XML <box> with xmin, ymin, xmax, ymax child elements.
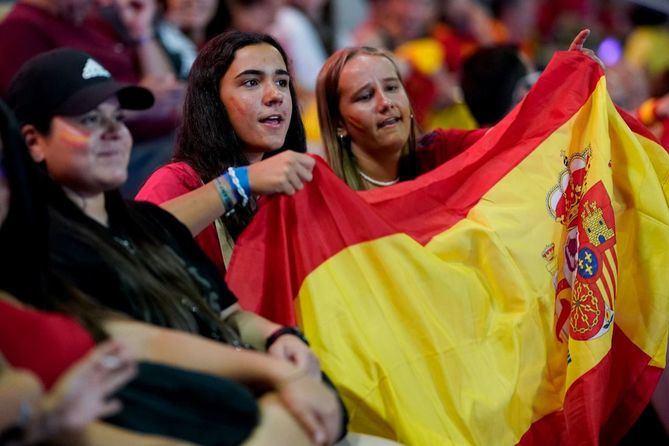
<box><xmin>350</xmin><ymin>77</ymin><xmax>399</xmax><ymax>97</ymax></box>
<box><xmin>351</xmin><ymin>83</ymin><xmax>372</xmax><ymax>98</ymax></box>
<box><xmin>235</xmin><ymin>69</ymin><xmax>290</xmax><ymax>79</ymax></box>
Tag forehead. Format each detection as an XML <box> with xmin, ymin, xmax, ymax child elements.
<box><xmin>57</xmin><ymin>96</ymin><xmax>121</xmax><ymax>121</ymax></box>
<box><xmin>226</xmin><ymin>43</ymin><xmax>287</xmax><ymax>76</ymax></box>
<box><xmin>338</xmin><ymin>54</ymin><xmax>399</xmax><ymax>92</ymax></box>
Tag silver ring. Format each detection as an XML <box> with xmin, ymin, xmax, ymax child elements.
<box><xmin>100</xmin><ymin>354</ymin><xmax>122</xmax><ymax>370</ymax></box>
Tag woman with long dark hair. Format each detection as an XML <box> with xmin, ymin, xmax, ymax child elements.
<box><xmin>137</xmin><ymin>30</ymin><xmax>315</xmax><ymax>274</ymax></box>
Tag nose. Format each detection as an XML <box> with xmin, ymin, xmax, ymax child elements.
<box><xmin>376</xmin><ymin>91</ymin><xmax>393</xmax><ymax>113</ymax></box>
<box><xmin>100</xmin><ymin>114</ymin><xmax>123</xmax><ymax>140</ymax></box>
<box><xmin>263</xmin><ymin>81</ymin><xmax>284</xmax><ymax>106</ymax></box>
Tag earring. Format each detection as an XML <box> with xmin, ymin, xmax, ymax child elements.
<box><xmin>337</xmin><ymin>134</ymin><xmax>344</xmax><ymax>145</ymax></box>
<box><xmin>337</xmin><ymin>131</ymin><xmax>347</xmax><ymax>145</ymax></box>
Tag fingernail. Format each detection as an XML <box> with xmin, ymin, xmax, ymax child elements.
<box><xmin>314</xmin><ymin>431</ymin><xmax>325</xmax><ymax>444</ymax></box>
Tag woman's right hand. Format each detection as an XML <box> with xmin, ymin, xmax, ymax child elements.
<box><xmin>568</xmin><ymin>29</ymin><xmax>605</xmax><ymax>69</ymax></box>
<box><xmin>276</xmin><ymin>372</ymin><xmax>342</xmax><ymax>446</ymax></box>
<box><xmin>248</xmin><ymin>151</ymin><xmax>316</xmax><ymax>196</ymax></box>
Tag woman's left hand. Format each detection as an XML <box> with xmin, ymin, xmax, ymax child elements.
<box><xmin>568</xmin><ymin>29</ymin><xmax>605</xmax><ymax>69</ymax></box>
<box><xmin>268</xmin><ymin>336</ymin><xmax>321</xmax><ymax>379</ymax></box>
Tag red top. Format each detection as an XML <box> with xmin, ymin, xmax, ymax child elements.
<box><xmin>0</xmin><ymin>3</ymin><xmax>139</xmax><ymax>97</ymax></box>
<box><xmin>416</xmin><ymin>127</ymin><xmax>488</xmax><ymax>172</ymax></box>
<box><xmin>136</xmin><ymin>162</ymin><xmax>227</xmax><ymax>277</ymax></box>
<box><xmin>0</xmin><ymin>299</ymin><xmax>95</xmax><ymax>390</ymax></box>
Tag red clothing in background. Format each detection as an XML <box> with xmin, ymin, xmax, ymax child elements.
<box><xmin>0</xmin><ymin>3</ymin><xmax>139</xmax><ymax>97</ymax></box>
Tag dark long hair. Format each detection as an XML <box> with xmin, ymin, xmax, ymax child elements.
<box><xmin>175</xmin><ymin>31</ymin><xmax>306</xmax><ymax>237</ymax></box>
<box><xmin>46</xmin><ymin>188</ymin><xmax>237</xmax><ymax>342</ymax></box>
<box><xmin>0</xmin><ymin>100</ymin><xmax>49</xmax><ymax>302</ymax></box>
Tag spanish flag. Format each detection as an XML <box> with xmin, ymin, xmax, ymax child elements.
<box><xmin>227</xmin><ymin>52</ymin><xmax>669</xmax><ymax>445</ymax></box>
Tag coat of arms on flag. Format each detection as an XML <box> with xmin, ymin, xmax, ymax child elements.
<box><xmin>547</xmin><ymin>149</ymin><xmax>617</xmax><ymax>344</ymax></box>
<box><xmin>227</xmin><ymin>52</ymin><xmax>669</xmax><ymax>445</ymax></box>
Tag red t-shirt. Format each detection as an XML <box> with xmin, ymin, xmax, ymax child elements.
<box><xmin>0</xmin><ymin>299</ymin><xmax>95</xmax><ymax>390</ymax></box>
<box><xmin>136</xmin><ymin>162</ymin><xmax>227</xmax><ymax>277</ymax></box>
<box><xmin>0</xmin><ymin>3</ymin><xmax>139</xmax><ymax>97</ymax></box>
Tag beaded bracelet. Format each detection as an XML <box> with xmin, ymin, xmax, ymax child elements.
<box><xmin>224</xmin><ymin>167</ymin><xmax>250</xmax><ymax>207</ymax></box>
<box><xmin>236</xmin><ymin>166</ymin><xmax>250</xmax><ymax>194</ymax></box>
<box><xmin>214</xmin><ymin>176</ymin><xmax>236</xmax><ymax>215</ymax></box>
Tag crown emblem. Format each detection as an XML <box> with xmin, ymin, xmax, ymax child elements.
<box><xmin>547</xmin><ymin>146</ymin><xmax>591</xmax><ymax>225</ymax></box>
<box><xmin>82</xmin><ymin>58</ymin><xmax>111</xmax><ymax>80</ymax></box>
<box><xmin>542</xmin><ymin>243</ymin><xmax>555</xmax><ymax>262</ymax></box>
<box><xmin>581</xmin><ymin>201</ymin><xmax>614</xmax><ymax>246</ymax></box>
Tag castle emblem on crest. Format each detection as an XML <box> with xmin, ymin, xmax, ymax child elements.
<box><xmin>581</xmin><ymin>201</ymin><xmax>614</xmax><ymax>246</ymax></box>
<box><xmin>544</xmin><ymin>146</ymin><xmax>617</xmax><ymax>343</ymax></box>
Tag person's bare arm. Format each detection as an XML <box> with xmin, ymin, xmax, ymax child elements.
<box><xmin>111</xmin><ymin>0</ymin><xmax>185</xmax><ymax>124</ymax></box>
<box><xmin>158</xmin><ymin>152</ymin><xmax>315</xmax><ymax>236</ymax></box>
<box><xmin>105</xmin><ymin>319</ymin><xmax>295</xmax><ymax>387</ymax></box>
<box><xmin>57</xmin><ymin>421</ymin><xmax>197</xmax><ymax>446</ymax></box>
<box><xmin>105</xmin><ymin>320</ymin><xmax>341</xmax><ymax>446</ymax></box>
<box><xmin>0</xmin><ymin>365</ymin><xmax>43</xmax><ymax>432</ymax></box>
<box><xmin>113</xmin><ymin>0</ymin><xmax>174</xmax><ymax>78</ymax></box>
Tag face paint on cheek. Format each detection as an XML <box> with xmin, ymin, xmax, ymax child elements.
<box><xmin>345</xmin><ymin>114</ymin><xmax>369</xmax><ymax>133</ymax></box>
<box><xmin>57</xmin><ymin>120</ymin><xmax>91</xmax><ymax>149</ymax></box>
<box><xmin>229</xmin><ymin>97</ymin><xmax>249</xmax><ymax>117</ymax></box>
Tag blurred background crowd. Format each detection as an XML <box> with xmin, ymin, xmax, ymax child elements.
<box><xmin>2</xmin><ymin>0</ymin><xmax>668</xmax><ymax>195</ymax></box>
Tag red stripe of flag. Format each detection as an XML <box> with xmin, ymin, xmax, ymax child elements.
<box><xmin>517</xmin><ymin>325</ymin><xmax>662</xmax><ymax>446</ymax></box>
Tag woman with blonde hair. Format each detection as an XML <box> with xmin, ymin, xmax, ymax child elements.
<box><xmin>316</xmin><ymin>45</ymin><xmax>483</xmax><ymax>190</ymax></box>
<box><xmin>316</xmin><ymin>30</ymin><xmax>595</xmax><ymax>190</ymax></box>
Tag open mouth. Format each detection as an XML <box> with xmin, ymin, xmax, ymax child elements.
<box><xmin>259</xmin><ymin>114</ymin><xmax>284</xmax><ymax>127</ymax></box>
<box><xmin>378</xmin><ymin>116</ymin><xmax>401</xmax><ymax>129</ymax></box>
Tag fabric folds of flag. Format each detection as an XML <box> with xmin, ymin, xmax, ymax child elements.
<box><xmin>226</xmin><ymin>52</ymin><xmax>669</xmax><ymax>445</ymax></box>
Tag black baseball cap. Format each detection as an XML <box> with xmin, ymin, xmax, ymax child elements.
<box><xmin>6</xmin><ymin>48</ymin><xmax>154</xmax><ymax>127</ymax></box>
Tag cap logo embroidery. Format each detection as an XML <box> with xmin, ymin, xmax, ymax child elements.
<box><xmin>82</xmin><ymin>58</ymin><xmax>111</xmax><ymax>80</ymax></box>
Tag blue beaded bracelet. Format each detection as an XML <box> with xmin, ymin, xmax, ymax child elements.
<box><xmin>224</xmin><ymin>167</ymin><xmax>250</xmax><ymax>207</ymax></box>
<box><xmin>214</xmin><ymin>176</ymin><xmax>235</xmax><ymax>215</ymax></box>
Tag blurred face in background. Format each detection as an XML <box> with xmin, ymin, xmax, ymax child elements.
<box><xmin>290</xmin><ymin>0</ymin><xmax>326</xmax><ymax>19</ymax></box>
<box><xmin>378</xmin><ymin>0</ymin><xmax>437</xmax><ymax>43</ymax></box>
<box><xmin>166</xmin><ymin>0</ymin><xmax>218</xmax><ymax>31</ymax></box>
<box><xmin>230</xmin><ymin>0</ymin><xmax>280</xmax><ymax>33</ymax></box>
<box><xmin>53</xmin><ymin>0</ymin><xmax>95</xmax><ymax>24</ymax></box>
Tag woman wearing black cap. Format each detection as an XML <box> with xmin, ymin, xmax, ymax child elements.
<box><xmin>3</xmin><ymin>49</ymin><xmax>345</xmax><ymax>446</ymax></box>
